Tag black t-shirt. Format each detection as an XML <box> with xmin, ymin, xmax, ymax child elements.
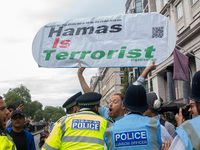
<box><xmin>10</xmin><ymin>129</ymin><xmax>27</xmax><ymax>150</ymax></box>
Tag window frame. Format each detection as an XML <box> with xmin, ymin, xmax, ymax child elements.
<box><xmin>176</xmin><ymin>2</ymin><xmax>183</xmax><ymax>20</ymax></box>
<box><xmin>191</xmin><ymin>0</ymin><xmax>198</xmax><ymax>5</ymax></box>
<box><xmin>163</xmin><ymin>0</ymin><xmax>168</xmax><ymax>7</ymax></box>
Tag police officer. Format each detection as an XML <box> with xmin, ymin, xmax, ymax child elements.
<box><xmin>170</xmin><ymin>71</ymin><xmax>200</xmax><ymax>150</ymax></box>
<box><xmin>0</xmin><ymin>96</ymin><xmax>17</xmax><ymax>150</ymax></box>
<box><xmin>51</xmin><ymin>92</ymin><xmax>82</xmax><ymax>132</ymax></box>
<box><xmin>62</xmin><ymin>91</ymin><xmax>82</xmax><ymax>115</ymax></box>
<box><xmin>103</xmin><ymin>85</ymin><xmax>162</xmax><ymax>150</ymax></box>
<box><xmin>42</xmin><ymin>92</ymin><xmax>112</xmax><ymax>150</ymax></box>
<box><xmin>143</xmin><ymin>92</ymin><xmax>173</xmax><ymax>142</ymax></box>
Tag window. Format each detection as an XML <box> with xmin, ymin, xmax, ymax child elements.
<box><xmin>121</xmin><ymin>77</ymin><xmax>124</xmax><ymax>84</ymax></box>
<box><xmin>130</xmin><ymin>9</ymin><xmax>135</xmax><ymax>13</ymax></box>
<box><xmin>143</xmin><ymin>0</ymin><xmax>148</xmax><ymax>8</ymax></box>
<box><xmin>144</xmin><ymin>81</ymin><xmax>148</xmax><ymax>92</ymax></box>
<box><xmin>126</xmin><ymin>0</ymin><xmax>131</xmax><ymax>8</ymax></box>
<box><xmin>135</xmin><ymin>0</ymin><xmax>142</xmax><ymax>13</ymax></box>
<box><xmin>163</xmin><ymin>0</ymin><xmax>168</xmax><ymax>6</ymax></box>
<box><xmin>144</xmin><ymin>6</ymin><xmax>149</xmax><ymax>13</ymax></box>
<box><xmin>150</xmin><ymin>79</ymin><xmax>153</xmax><ymax>91</ymax></box>
<box><xmin>193</xmin><ymin>12</ymin><xmax>200</xmax><ymax>20</ymax></box>
<box><xmin>176</xmin><ymin>2</ymin><xmax>183</xmax><ymax>20</ymax></box>
<box><xmin>129</xmin><ymin>67</ymin><xmax>133</xmax><ymax>71</ymax></box>
<box><xmin>191</xmin><ymin>0</ymin><xmax>198</xmax><ymax>5</ymax></box>
<box><xmin>178</xmin><ymin>26</ymin><xmax>185</xmax><ymax>34</ymax></box>
<box><xmin>120</xmin><ymin>68</ymin><xmax>125</xmax><ymax>72</ymax></box>
<box><xmin>134</xmin><ymin>68</ymin><xmax>145</xmax><ymax>79</ymax></box>
<box><xmin>129</xmin><ymin>73</ymin><xmax>134</xmax><ymax>84</ymax></box>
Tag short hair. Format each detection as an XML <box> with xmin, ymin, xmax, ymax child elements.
<box><xmin>112</xmin><ymin>93</ymin><xmax>125</xmax><ymax>101</ymax></box>
<box><xmin>66</xmin><ymin>107</ymin><xmax>74</xmax><ymax>114</ymax></box>
<box><xmin>7</xmin><ymin>105</ymin><xmax>16</xmax><ymax>110</ymax></box>
<box><xmin>0</xmin><ymin>96</ymin><xmax>3</xmax><ymax>99</ymax></box>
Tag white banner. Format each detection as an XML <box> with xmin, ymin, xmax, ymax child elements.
<box><xmin>32</xmin><ymin>13</ymin><xmax>176</xmax><ymax>68</ymax></box>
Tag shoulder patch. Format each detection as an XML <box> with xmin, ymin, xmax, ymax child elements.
<box><xmin>71</xmin><ymin>119</ymin><xmax>100</xmax><ymax>131</ymax></box>
<box><xmin>56</xmin><ymin>115</ymin><xmax>68</xmax><ymax>124</ymax></box>
<box><xmin>0</xmin><ymin>129</ymin><xmax>7</xmax><ymax>136</ymax></box>
<box><xmin>114</xmin><ymin>130</ymin><xmax>148</xmax><ymax>148</ymax></box>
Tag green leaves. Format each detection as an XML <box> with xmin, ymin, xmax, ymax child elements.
<box><xmin>3</xmin><ymin>84</ymin><xmax>65</xmax><ymax>122</ymax></box>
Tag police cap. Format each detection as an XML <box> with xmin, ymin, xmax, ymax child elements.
<box><xmin>76</xmin><ymin>92</ymin><xmax>102</xmax><ymax>106</ymax></box>
<box><xmin>123</xmin><ymin>84</ymin><xmax>148</xmax><ymax>113</ymax></box>
<box><xmin>62</xmin><ymin>92</ymin><xmax>82</xmax><ymax>109</ymax></box>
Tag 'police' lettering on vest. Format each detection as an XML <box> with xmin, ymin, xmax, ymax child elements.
<box><xmin>114</xmin><ymin>130</ymin><xmax>148</xmax><ymax>148</ymax></box>
<box><xmin>71</xmin><ymin>119</ymin><xmax>100</xmax><ymax>131</ymax></box>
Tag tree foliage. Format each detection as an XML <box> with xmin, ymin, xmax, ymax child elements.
<box><xmin>33</xmin><ymin>110</ymin><xmax>45</xmax><ymax>121</ymax></box>
<box><xmin>4</xmin><ymin>84</ymin><xmax>65</xmax><ymax>122</ymax></box>
<box><xmin>29</xmin><ymin>100</ymin><xmax>43</xmax><ymax>118</ymax></box>
<box><xmin>4</xmin><ymin>84</ymin><xmax>33</xmax><ymax>116</ymax></box>
<box><xmin>44</xmin><ymin>106</ymin><xmax>65</xmax><ymax>122</ymax></box>
<box><xmin>33</xmin><ymin>106</ymin><xmax>65</xmax><ymax>122</ymax></box>
<box><xmin>121</xmin><ymin>68</ymin><xmax>129</xmax><ymax>95</ymax></box>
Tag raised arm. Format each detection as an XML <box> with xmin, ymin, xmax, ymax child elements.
<box><xmin>140</xmin><ymin>60</ymin><xmax>156</xmax><ymax>78</ymax></box>
<box><xmin>133</xmin><ymin>60</ymin><xmax>156</xmax><ymax>85</ymax></box>
<box><xmin>77</xmin><ymin>63</ymin><xmax>92</xmax><ymax>93</ymax></box>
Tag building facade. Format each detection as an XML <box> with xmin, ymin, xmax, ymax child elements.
<box><xmin>90</xmin><ymin>68</ymin><xmax>125</xmax><ymax>106</ymax></box>
<box><xmin>90</xmin><ymin>0</ymin><xmax>200</xmax><ymax>106</ymax></box>
<box><xmin>125</xmin><ymin>0</ymin><xmax>200</xmax><ymax>104</ymax></box>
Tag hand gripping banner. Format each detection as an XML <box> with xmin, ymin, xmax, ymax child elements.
<box><xmin>32</xmin><ymin>13</ymin><xmax>176</xmax><ymax>68</ymax></box>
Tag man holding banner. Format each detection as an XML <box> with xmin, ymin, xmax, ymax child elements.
<box><xmin>77</xmin><ymin>61</ymin><xmax>156</xmax><ymax>123</ymax></box>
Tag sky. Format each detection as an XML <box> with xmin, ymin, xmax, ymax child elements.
<box><xmin>0</xmin><ymin>0</ymin><xmax>127</xmax><ymax>108</ymax></box>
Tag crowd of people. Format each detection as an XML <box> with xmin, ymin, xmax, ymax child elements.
<box><xmin>1</xmin><ymin>61</ymin><xmax>200</xmax><ymax>150</ymax></box>
<box><xmin>43</xmin><ymin>62</ymin><xmax>200</xmax><ymax>150</ymax></box>
<box><xmin>0</xmin><ymin>97</ymin><xmax>49</xmax><ymax>150</ymax></box>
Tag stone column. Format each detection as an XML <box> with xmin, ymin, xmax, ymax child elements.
<box><xmin>182</xmin><ymin>81</ymin><xmax>190</xmax><ymax>104</ymax></box>
<box><xmin>166</xmin><ymin>66</ymin><xmax>176</xmax><ymax>102</ymax></box>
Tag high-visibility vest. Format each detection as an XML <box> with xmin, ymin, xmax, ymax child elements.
<box><xmin>42</xmin><ymin>110</ymin><xmax>111</xmax><ymax>150</ymax></box>
<box><xmin>0</xmin><ymin>130</ymin><xmax>17</xmax><ymax>150</ymax></box>
<box><xmin>176</xmin><ymin>115</ymin><xmax>200</xmax><ymax>150</ymax></box>
<box><xmin>104</xmin><ymin>113</ymin><xmax>162</xmax><ymax>150</ymax></box>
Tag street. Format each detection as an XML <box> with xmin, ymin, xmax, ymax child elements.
<box><xmin>34</xmin><ymin>134</ymin><xmax>40</xmax><ymax>150</ymax></box>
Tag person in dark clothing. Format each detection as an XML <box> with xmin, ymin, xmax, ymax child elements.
<box><xmin>6</xmin><ymin>110</ymin><xmax>36</xmax><ymax>150</ymax></box>
<box><xmin>6</xmin><ymin>103</ymin><xmax>24</xmax><ymax>128</ymax></box>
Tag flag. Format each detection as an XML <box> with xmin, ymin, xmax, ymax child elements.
<box><xmin>173</xmin><ymin>48</ymin><xmax>189</xmax><ymax>82</ymax></box>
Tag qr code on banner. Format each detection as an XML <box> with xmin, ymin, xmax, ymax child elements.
<box><xmin>152</xmin><ymin>27</ymin><xmax>164</xmax><ymax>38</ymax></box>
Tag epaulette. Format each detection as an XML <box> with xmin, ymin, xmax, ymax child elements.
<box><xmin>106</xmin><ymin>118</ymin><xmax>114</xmax><ymax>124</ymax></box>
<box><xmin>0</xmin><ymin>129</ymin><xmax>7</xmax><ymax>136</ymax></box>
<box><xmin>55</xmin><ymin>115</ymin><xmax>70</xmax><ymax>124</ymax></box>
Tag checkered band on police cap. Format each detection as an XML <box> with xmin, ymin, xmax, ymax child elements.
<box><xmin>76</xmin><ymin>92</ymin><xmax>102</xmax><ymax>107</ymax></box>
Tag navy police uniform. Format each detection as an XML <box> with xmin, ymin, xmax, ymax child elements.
<box><xmin>104</xmin><ymin>85</ymin><xmax>162</xmax><ymax>150</ymax></box>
